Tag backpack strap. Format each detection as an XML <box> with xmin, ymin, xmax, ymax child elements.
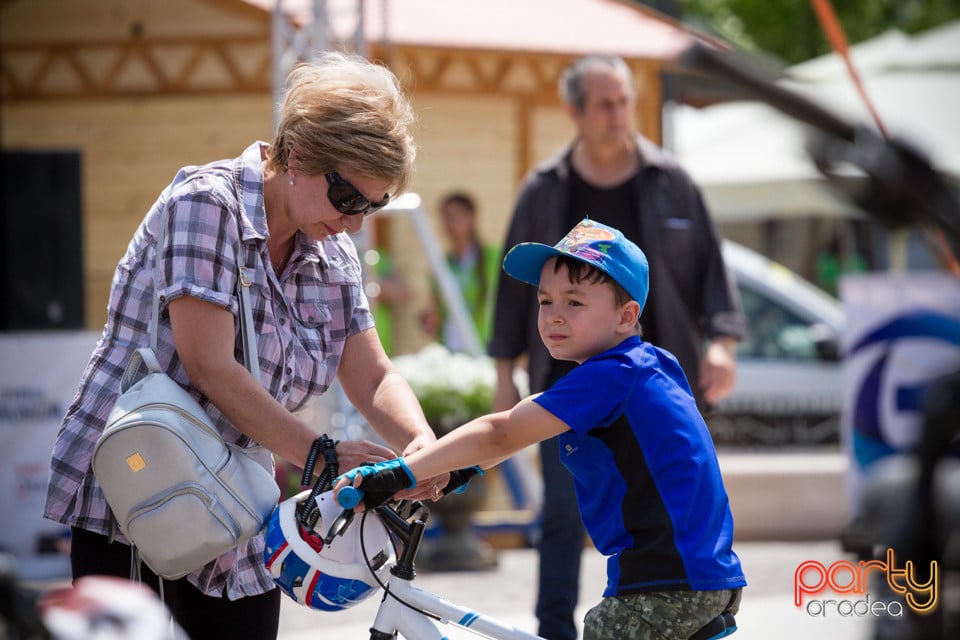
<box><xmin>150</xmin><ymin>208</ymin><xmax>260</xmax><ymax>378</ymax></box>
<box><xmin>119</xmin><ymin>348</ymin><xmax>164</xmax><ymax>394</ymax></box>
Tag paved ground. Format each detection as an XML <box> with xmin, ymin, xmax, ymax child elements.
<box><xmin>15</xmin><ymin>449</ymin><xmax>881</xmax><ymax>639</ymax></box>
<box><xmin>277</xmin><ymin>539</ymin><xmax>873</xmax><ymax>640</ymax></box>
<box><xmin>17</xmin><ymin>535</ymin><xmax>879</xmax><ymax>639</ymax></box>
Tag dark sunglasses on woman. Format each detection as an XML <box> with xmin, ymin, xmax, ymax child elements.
<box><xmin>325</xmin><ymin>172</ymin><xmax>390</xmax><ymax>216</ymax></box>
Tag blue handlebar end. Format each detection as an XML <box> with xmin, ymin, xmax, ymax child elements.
<box><xmin>337</xmin><ymin>486</ymin><xmax>363</xmax><ymax>509</ymax></box>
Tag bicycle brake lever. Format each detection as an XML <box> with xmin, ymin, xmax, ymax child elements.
<box><xmin>323</xmin><ymin>508</ymin><xmax>355</xmax><ymax>545</ymax></box>
<box><xmin>394</xmin><ymin>500</ymin><xmax>424</xmax><ymax>520</ymax></box>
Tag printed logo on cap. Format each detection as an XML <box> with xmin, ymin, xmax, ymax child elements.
<box><xmin>556</xmin><ymin>220</ymin><xmax>616</xmax><ymax>266</ymax></box>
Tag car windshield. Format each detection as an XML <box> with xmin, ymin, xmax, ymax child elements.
<box><xmin>736</xmin><ymin>285</ymin><xmax>822</xmax><ymax>361</ymax></box>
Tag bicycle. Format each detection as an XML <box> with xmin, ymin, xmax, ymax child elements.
<box><xmin>265</xmin><ymin>480</ymin><xmax>737</xmax><ymax>640</ymax></box>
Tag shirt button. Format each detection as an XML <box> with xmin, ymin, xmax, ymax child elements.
<box><xmin>286</xmin><ymin>367</ymin><xmax>292</xmax><ymax>375</ymax></box>
<box><xmin>279</xmin><ymin>316</ymin><xmax>286</xmax><ymax>325</ymax></box>
<box><xmin>282</xmin><ymin>384</ymin><xmax>289</xmax><ymax>392</ymax></box>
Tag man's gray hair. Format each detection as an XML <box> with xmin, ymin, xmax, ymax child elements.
<box><xmin>558</xmin><ymin>54</ymin><xmax>634</xmax><ymax>112</ymax></box>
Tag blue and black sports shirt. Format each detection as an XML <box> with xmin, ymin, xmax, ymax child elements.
<box><xmin>535</xmin><ymin>335</ymin><xmax>746</xmax><ymax>597</ymax></box>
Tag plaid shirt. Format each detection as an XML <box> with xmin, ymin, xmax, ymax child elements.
<box><xmin>44</xmin><ymin>142</ymin><xmax>374</xmax><ymax>599</ymax></box>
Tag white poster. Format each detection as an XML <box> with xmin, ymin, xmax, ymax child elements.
<box><xmin>840</xmin><ymin>272</ymin><xmax>960</xmax><ymax>513</ymax></box>
<box><xmin>0</xmin><ymin>331</ymin><xmax>99</xmax><ymax>579</ymax></box>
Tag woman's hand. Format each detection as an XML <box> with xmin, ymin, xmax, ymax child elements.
<box><xmin>333</xmin><ymin>439</ymin><xmax>396</xmax><ymax>473</ymax></box>
<box><xmin>396</xmin><ymin>474</ymin><xmax>449</xmax><ymax>502</ymax></box>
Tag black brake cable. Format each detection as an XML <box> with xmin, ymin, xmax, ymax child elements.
<box><xmin>359</xmin><ymin>504</ymin><xmax>443</xmax><ymax>622</ymax></box>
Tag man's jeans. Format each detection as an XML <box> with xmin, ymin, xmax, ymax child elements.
<box><xmin>535</xmin><ymin>436</ymin><xmax>586</xmax><ymax>640</ymax></box>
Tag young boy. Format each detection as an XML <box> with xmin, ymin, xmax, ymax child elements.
<box><xmin>335</xmin><ymin>218</ymin><xmax>745</xmax><ymax>640</ymax></box>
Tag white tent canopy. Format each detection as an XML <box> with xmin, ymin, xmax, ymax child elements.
<box><xmin>669</xmin><ymin>21</ymin><xmax>960</xmax><ymax>222</ymax></box>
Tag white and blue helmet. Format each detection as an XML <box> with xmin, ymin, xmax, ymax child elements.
<box><xmin>264</xmin><ymin>489</ymin><xmax>395</xmax><ymax>611</ymax></box>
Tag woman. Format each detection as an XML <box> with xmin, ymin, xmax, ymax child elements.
<box><xmin>420</xmin><ymin>191</ymin><xmax>501</xmax><ymax>352</ymax></box>
<box><xmin>43</xmin><ymin>52</ymin><xmax>443</xmax><ymax>639</ymax></box>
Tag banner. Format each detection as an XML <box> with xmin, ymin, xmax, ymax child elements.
<box><xmin>840</xmin><ymin>272</ymin><xmax>960</xmax><ymax>513</ymax></box>
<box><xmin>0</xmin><ymin>331</ymin><xmax>99</xmax><ymax>579</ymax></box>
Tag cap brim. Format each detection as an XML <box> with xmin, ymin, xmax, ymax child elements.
<box><xmin>502</xmin><ymin>242</ymin><xmax>565</xmax><ymax>289</ymax></box>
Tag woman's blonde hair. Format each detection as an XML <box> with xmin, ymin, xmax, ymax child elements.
<box><xmin>266</xmin><ymin>51</ymin><xmax>417</xmax><ymax>195</ymax></box>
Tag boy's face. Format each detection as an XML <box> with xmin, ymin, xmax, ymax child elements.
<box><xmin>536</xmin><ymin>258</ymin><xmax>636</xmax><ymax>364</ymax></box>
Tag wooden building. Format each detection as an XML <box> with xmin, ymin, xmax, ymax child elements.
<box><xmin>1</xmin><ymin>0</ymin><xmax>707</xmax><ymax>352</ymax></box>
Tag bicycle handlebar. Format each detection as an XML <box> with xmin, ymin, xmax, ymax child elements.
<box><xmin>335</xmin><ymin>466</ymin><xmax>483</xmax><ymax>510</ymax></box>
<box><xmin>336</xmin><ymin>485</ymin><xmax>363</xmax><ymax>509</ymax></box>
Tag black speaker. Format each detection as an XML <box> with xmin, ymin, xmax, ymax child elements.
<box><xmin>1</xmin><ymin>151</ymin><xmax>84</xmax><ymax>330</ymax></box>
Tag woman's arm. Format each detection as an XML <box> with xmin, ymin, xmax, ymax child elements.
<box><xmin>168</xmin><ymin>295</ymin><xmax>395</xmax><ymax>471</ymax></box>
<box><xmin>336</xmin><ymin>327</ymin><xmax>436</xmax><ymax>454</ymax></box>
<box><xmin>335</xmin><ymin>327</ymin><xmax>448</xmax><ymax>500</ymax></box>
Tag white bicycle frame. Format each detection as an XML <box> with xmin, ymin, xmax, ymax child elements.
<box><xmin>367</xmin><ymin>573</ymin><xmax>543</xmax><ymax>640</ymax></box>
<box><xmin>317</xmin><ymin>493</ymin><xmax>736</xmax><ymax>640</ymax></box>
<box><xmin>329</xmin><ymin>500</ymin><xmax>544</xmax><ymax>640</ymax></box>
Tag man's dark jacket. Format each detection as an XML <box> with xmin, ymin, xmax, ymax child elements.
<box><xmin>488</xmin><ymin>135</ymin><xmax>747</xmax><ymax>407</ymax></box>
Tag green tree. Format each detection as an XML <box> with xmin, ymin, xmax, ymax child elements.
<box><xmin>650</xmin><ymin>0</ymin><xmax>960</xmax><ymax>65</ymax></box>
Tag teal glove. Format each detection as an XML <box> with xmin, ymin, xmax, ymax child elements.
<box><xmin>336</xmin><ymin>458</ymin><xmax>417</xmax><ymax>508</ymax></box>
<box><xmin>446</xmin><ymin>466</ymin><xmax>485</xmax><ymax>495</ymax></box>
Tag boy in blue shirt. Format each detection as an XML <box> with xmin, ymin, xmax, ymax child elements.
<box><xmin>336</xmin><ymin>218</ymin><xmax>745</xmax><ymax>639</ymax></box>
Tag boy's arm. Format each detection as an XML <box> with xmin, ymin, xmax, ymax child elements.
<box><xmin>335</xmin><ymin>396</ymin><xmax>567</xmax><ymax>508</ymax></box>
<box><xmin>405</xmin><ymin>395</ymin><xmax>566</xmax><ymax>479</ymax></box>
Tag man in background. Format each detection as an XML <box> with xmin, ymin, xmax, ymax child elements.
<box><xmin>488</xmin><ymin>54</ymin><xmax>746</xmax><ymax>640</ymax></box>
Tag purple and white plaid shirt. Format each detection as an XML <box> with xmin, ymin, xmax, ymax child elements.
<box><xmin>44</xmin><ymin>141</ymin><xmax>374</xmax><ymax>599</ymax></box>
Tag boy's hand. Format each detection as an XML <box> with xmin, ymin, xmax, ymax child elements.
<box><xmin>397</xmin><ymin>435</ymin><xmax>449</xmax><ymax>502</ymax></box>
<box><xmin>333</xmin><ymin>458</ymin><xmax>416</xmax><ymax>510</ymax></box>
<box><xmin>444</xmin><ymin>466</ymin><xmax>485</xmax><ymax>495</ymax></box>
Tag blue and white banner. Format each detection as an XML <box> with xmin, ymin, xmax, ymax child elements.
<box><xmin>840</xmin><ymin>272</ymin><xmax>960</xmax><ymax>510</ymax></box>
<box><xmin>0</xmin><ymin>331</ymin><xmax>99</xmax><ymax>579</ymax></box>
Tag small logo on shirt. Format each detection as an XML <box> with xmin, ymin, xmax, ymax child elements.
<box><xmin>563</xmin><ymin>443</ymin><xmax>578</xmax><ymax>456</ymax></box>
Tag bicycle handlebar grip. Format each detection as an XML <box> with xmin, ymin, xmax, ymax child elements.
<box><xmin>336</xmin><ymin>486</ymin><xmax>363</xmax><ymax>509</ymax></box>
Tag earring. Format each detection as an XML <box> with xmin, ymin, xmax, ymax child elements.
<box><xmin>288</xmin><ymin>175</ymin><xmax>294</xmax><ymax>186</ymax></box>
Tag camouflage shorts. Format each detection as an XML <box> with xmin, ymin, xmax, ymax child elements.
<box><xmin>582</xmin><ymin>588</ymin><xmax>741</xmax><ymax>640</ymax></box>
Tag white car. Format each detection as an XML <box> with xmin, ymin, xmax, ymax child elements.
<box><xmin>709</xmin><ymin>240</ymin><xmax>846</xmax><ymax>447</ymax></box>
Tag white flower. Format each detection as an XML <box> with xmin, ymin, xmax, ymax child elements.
<box><xmin>392</xmin><ymin>343</ymin><xmax>529</xmax><ymax>431</ymax></box>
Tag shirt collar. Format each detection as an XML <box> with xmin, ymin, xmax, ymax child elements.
<box><xmin>542</xmin><ymin>133</ymin><xmax>677</xmax><ymax>181</ymax></box>
<box><xmin>233</xmin><ymin>141</ymin><xmax>270</xmax><ymax>243</ymax></box>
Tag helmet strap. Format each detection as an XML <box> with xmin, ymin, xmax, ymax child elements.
<box><xmin>298</xmin><ymin>434</ymin><xmax>340</xmax><ymax>530</ymax></box>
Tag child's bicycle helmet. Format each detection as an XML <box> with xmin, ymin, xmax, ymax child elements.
<box><xmin>263</xmin><ymin>489</ymin><xmax>395</xmax><ymax>611</ymax></box>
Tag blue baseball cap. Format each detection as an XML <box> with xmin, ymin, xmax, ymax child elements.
<box><xmin>502</xmin><ymin>218</ymin><xmax>649</xmax><ymax>310</ymax></box>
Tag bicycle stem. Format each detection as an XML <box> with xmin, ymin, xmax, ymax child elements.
<box><xmin>376</xmin><ymin>503</ymin><xmax>428</xmax><ymax>581</ymax></box>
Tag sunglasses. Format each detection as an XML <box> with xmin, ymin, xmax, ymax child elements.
<box><xmin>324</xmin><ymin>172</ymin><xmax>390</xmax><ymax>216</ymax></box>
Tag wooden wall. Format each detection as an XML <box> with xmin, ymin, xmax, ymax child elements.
<box><xmin>2</xmin><ymin>0</ymin><xmax>668</xmax><ymax>354</ymax></box>
<box><xmin>381</xmin><ymin>94</ymin><xmax>575</xmax><ymax>354</ymax></box>
<box><xmin>2</xmin><ymin>96</ymin><xmax>273</xmax><ymax>325</ymax></box>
